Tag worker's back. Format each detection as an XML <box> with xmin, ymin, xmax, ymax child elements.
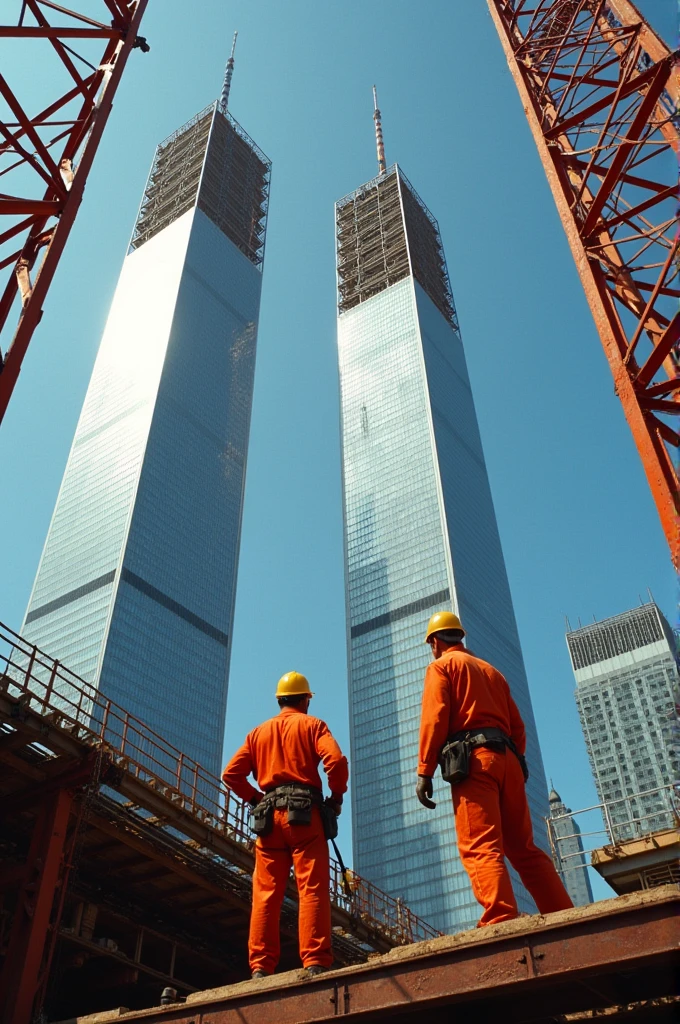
<box><xmin>222</xmin><ymin>673</ymin><xmax>349</xmax><ymax>978</ymax></box>
<box><xmin>240</xmin><ymin>706</ymin><xmax>338</xmax><ymax>792</ymax></box>
<box><xmin>434</xmin><ymin>644</ymin><xmax>525</xmax><ymax>747</ymax></box>
<box><xmin>417</xmin><ymin>620</ymin><xmax>572</xmax><ymax>928</ymax></box>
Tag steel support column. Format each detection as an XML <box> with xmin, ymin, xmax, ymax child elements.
<box><xmin>487</xmin><ymin>0</ymin><xmax>679</xmax><ymax>565</ymax></box>
<box><xmin>0</xmin><ymin>788</ymin><xmax>74</xmax><ymax>1024</ymax></box>
<box><xmin>0</xmin><ymin>1</ymin><xmax>149</xmax><ymax>424</ymax></box>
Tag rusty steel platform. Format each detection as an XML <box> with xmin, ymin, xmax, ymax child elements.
<box><xmin>63</xmin><ymin>886</ymin><xmax>680</xmax><ymax>1024</ymax></box>
<box><xmin>0</xmin><ymin>623</ymin><xmax>438</xmax><ymax>1023</ymax></box>
<box><xmin>591</xmin><ymin>829</ymin><xmax>680</xmax><ymax>895</ymax></box>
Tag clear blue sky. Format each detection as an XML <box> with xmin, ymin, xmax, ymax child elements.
<box><xmin>0</xmin><ymin>1</ymin><xmax>676</xmax><ymax>894</ymax></box>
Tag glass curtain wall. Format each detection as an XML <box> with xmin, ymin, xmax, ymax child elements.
<box><xmin>21</xmin><ymin>104</ymin><xmax>270</xmax><ymax>777</ymax></box>
<box><xmin>337</xmin><ymin>166</ymin><xmax>550</xmax><ymax>932</ymax></box>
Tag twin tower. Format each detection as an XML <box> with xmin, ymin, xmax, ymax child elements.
<box><xmin>20</xmin><ymin>56</ymin><xmax>549</xmax><ymax>933</ymax></box>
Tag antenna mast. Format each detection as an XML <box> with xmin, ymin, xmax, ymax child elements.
<box><xmin>373</xmin><ymin>85</ymin><xmax>386</xmax><ymax>174</ymax></box>
<box><xmin>220</xmin><ymin>30</ymin><xmax>238</xmax><ymax>112</ymax></box>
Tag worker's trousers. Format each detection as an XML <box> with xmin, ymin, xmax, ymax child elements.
<box><xmin>452</xmin><ymin>747</ymin><xmax>573</xmax><ymax>926</ymax></box>
<box><xmin>249</xmin><ymin>807</ymin><xmax>333</xmax><ymax>974</ymax></box>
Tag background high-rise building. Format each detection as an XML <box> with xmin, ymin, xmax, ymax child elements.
<box><xmin>547</xmin><ymin>787</ymin><xmax>593</xmax><ymax>907</ymax></box>
<box><xmin>567</xmin><ymin>603</ymin><xmax>679</xmax><ymax>841</ymax></box>
<box><xmin>19</xmin><ymin>57</ymin><xmax>270</xmax><ymax>777</ymax></box>
<box><xmin>335</xmin><ymin>158</ymin><xmax>551</xmax><ymax>933</ymax></box>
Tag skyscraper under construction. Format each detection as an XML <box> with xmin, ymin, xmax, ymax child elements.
<box><xmin>20</xmin><ymin>39</ymin><xmax>270</xmax><ymax>777</ymax></box>
<box><xmin>567</xmin><ymin>603</ymin><xmax>678</xmax><ymax>841</ymax></box>
<box><xmin>335</xmin><ymin>91</ymin><xmax>550</xmax><ymax>932</ymax></box>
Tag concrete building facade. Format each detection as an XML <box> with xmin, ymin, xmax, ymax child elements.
<box><xmin>567</xmin><ymin>603</ymin><xmax>679</xmax><ymax>842</ymax></box>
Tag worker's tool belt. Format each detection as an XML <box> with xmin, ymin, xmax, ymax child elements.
<box><xmin>439</xmin><ymin>727</ymin><xmax>518</xmax><ymax>785</ymax></box>
<box><xmin>250</xmin><ymin>784</ymin><xmax>323</xmax><ymax>836</ymax></box>
<box><xmin>319</xmin><ymin>798</ymin><xmax>339</xmax><ymax>841</ymax></box>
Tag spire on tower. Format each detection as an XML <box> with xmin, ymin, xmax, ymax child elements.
<box><xmin>220</xmin><ymin>30</ymin><xmax>238</xmax><ymax>113</ymax></box>
<box><xmin>372</xmin><ymin>85</ymin><xmax>386</xmax><ymax>175</ymax></box>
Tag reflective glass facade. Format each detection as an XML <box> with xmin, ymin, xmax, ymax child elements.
<box><xmin>336</xmin><ymin>166</ymin><xmax>550</xmax><ymax>933</ymax></box>
<box><xmin>21</xmin><ymin>105</ymin><xmax>270</xmax><ymax>777</ymax></box>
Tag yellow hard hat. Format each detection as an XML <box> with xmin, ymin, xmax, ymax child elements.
<box><xmin>276</xmin><ymin>671</ymin><xmax>313</xmax><ymax>698</ymax></box>
<box><xmin>424</xmin><ymin>610</ymin><xmax>465</xmax><ymax>643</ymax></box>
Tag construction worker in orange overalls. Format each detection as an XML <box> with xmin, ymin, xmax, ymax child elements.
<box><xmin>416</xmin><ymin>611</ymin><xmax>573</xmax><ymax>927</ymax></box>
<box><xmin>222</xmin><ymin>672</ymin><xmax>348</xmax><ymax>978</ymax></box>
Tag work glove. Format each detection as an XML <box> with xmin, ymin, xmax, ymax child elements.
<box><xmin>518</xmin><ymin>755</ymin><xmax>529</xmax><ymax>783</ymax></box>
<box><xmin>249</xmin><ymin>791</ymin><xmax>265</xmax><ymax>808</ymax></box>
<box><xmin>326</xmin><ymin>794</ymin><xmax>343</xmax><ymax>817</ymax></box>
<box><xmin>416</xmin><ymin>775</ymin><xmax>436</xmax><ymax>810</ymax></box>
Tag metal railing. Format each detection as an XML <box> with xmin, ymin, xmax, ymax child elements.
<box><xmin>547</xmin><ymin>783</ymin><xmax>680</xmax><ymax>883</ymax></box>
<box><xmin>0</xmin><ymin>621</ymin><xmax>440</xmax><ymax>947</ymax></box>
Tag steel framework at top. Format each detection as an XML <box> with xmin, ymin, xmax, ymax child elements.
<box><xmin>488</xmin><ymin>0</ymin><xmax>679</xmax><ymax>566</ymax></box>
<box><xmin>0</xmin><ymin>0</ymin><xmax>149</xmax><ymax>425</ymax></box>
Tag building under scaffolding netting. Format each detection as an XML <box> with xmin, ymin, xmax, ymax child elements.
<box><xmin>131</xmin><ymin>102</ymin><xmax>270</xmax><ymax>268</ymax></box>
<box><xmin>336</xmin><ymin>165</ymin><xmax>458</xmax><ymax>330</ymax></box>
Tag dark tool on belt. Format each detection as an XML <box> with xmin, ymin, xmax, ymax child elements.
<box><xmin>249</xmin><ymin>785</ymin><xmax>354</xmax><ymax>901</ymax></box>
<box><xmin>439</xmin><ymin>727</ymin><xmax>529</xmax><ymax>785</ymax></box>
<box><xmin>249</xmin><ymin>783</ymin><xmax>322</xmax><ymax>836</ymax></box>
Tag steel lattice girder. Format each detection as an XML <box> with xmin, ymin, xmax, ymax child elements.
<box><xmin>0</xmin><ymin>0</ymin><xmax>149</xmax><ymax>425</ymax></box>
<box><xmin>487</xmin><ymin>0</ymin><xmax>679</xmax><ymax>566</ymax></box>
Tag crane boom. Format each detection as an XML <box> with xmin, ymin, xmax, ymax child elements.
<box><xmin>0</xmin><ymin>1</ymin><xmax>149</xmax><ymax>425</ymax></box>
<box><xmin>488</xmin><ymin>0</ymin><xmax>679</xmax><ymax>565</ymax></box>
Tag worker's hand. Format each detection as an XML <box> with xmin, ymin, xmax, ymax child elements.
<box><xmin>326</xmin><ymin>795</ymin><xmax>343</xmax><ymax>817</ymax></box>
<box><xmin>416</xmin><ymin>775</ymin><xmax>436</xmax><ymax>810</ymax></box>
<box><xmin>518</xmin><ymin>755</ymin><xmax>529</xmax><ymax>783</ymax></box>
<box><xmin>249</xmin><ymin>792</ymin><xmax>265</xmax><ymax>808</ymax></box>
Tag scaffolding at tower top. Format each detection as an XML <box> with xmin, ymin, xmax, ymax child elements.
<box><xmin>336</xmin><ymin>165</ymin><xmax>458</xmax><ymax>329</ymax></box>
<box><xmin>130</xmin><ymin>103</ymin><xmax>270</xmax><ymax>268</ymax></box>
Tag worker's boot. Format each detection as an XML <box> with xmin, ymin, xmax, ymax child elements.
<box><xmin>306</xmin><ymin>965</ymin><xmax>327</xmax><ymax>977</ymax></box>
<box><xmin>251</xmin><ymin>970</ymin><xmax>268</xmax><ymax>979</ymax></box>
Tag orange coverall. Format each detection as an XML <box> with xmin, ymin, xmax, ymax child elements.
<box><xmin>223</xmin><ymin>706</ymin><xmax>348</xmax><ymax>974</ymax></box>
<box><xmin>418</xmin><ymin>644</ymin><xmax>572</xmax><ymax>926</ymax></box>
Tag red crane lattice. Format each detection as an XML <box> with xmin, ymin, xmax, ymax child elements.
<box><xmin>488</xmin><ymin>0</ymin><xmax>679</xmax><ymax>565</ymax></box>
<box><xmin>0</xmin><ymin>1</ymin><xmax>149</xmax><ymax>425</ymax></box>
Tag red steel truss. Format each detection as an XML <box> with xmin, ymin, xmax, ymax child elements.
<box><xmin>488</xmin><ymin>0</ymin><xmax>679</xmax><ymax>565</ymax></box>
<box><xmin>0</xmin><ymin>1</ymin><xmax>149</xmax><ymax>424</ymax></box>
